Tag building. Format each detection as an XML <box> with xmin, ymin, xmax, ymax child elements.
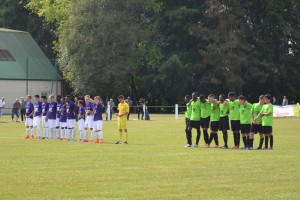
<box><xmin>0</xmin><ymin>28</ymin><xmax>62</xmax><ymax>113</ymax></box>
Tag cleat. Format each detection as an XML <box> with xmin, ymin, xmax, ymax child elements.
<box><xmin>213</xmin><ymin>145</ymin><xmax>219</xmax><ymax>148</ymax></box>
<box><xmin>89</xmin><ymin>140</ymin><xmax>94</xmax><ymax>143</ymax></box>
<box><xmin>203</xmin><ymin>144</ymin><xmax>209</xmax><ymax>148</ymax></box>
<box><xmin>194</xmin><ymin>144</ymin><xmax>199</xmax><ymax>148</ymax></box>
<box><xmin>83</xmin><ymin>139</ymin><xmax>89</xmax><ymax>142</ymax></box>
<box><xmin>24</xmin><ymin>135</ymin><xmax>30</xmax><ymax>139</ymax></box>
<box><xmin>115</xmin><ymin>141</ymin><xmax>122</xmax><ymax>144</ymax></box>
<box><xmin>221</xmin><ymin>146</ymin><xmax>228</xmax><ymax>149</ymax></box>
<box><xmin>95</xmin><ymin>139</ymin><xmax>100</xmax><ymax>143</ymax></box>
<box><xmin>123</xmin><ymin>141</ymin><xmax>128</xmax><ymax>144</ymax></box>
<box><xmin>30</xmin><ymin>135</ymin><xmax>35</xmax><ymax>139</ymax></box>
<box><xmin>256</xmin><ymin>147</ymin><xmax>262</xmax><ymax>150</ymax></box>
<box><xmin>263</xmin><ymin>148</ymin><xmax>268</xmax><ymax>150</ymax></box>
<box><xmin>185</xmin><ymin>144</ymin><xmax>192</xmax><ymax>148</ymax></box>
<box><xmin>99</xmin><ymin>139</ymin><xmax>104</xmax><ymax>143</ymax></box>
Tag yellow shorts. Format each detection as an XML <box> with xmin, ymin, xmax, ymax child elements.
<box><xmin>118</xmin><ymin>117</ymin><xmax>127</xmax><ymax>130</ymax></box>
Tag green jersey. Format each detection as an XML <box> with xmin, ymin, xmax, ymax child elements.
<box><xmin>219</xmin><ymin>100</ymin><xmax>229</xmax><ymax>117</ymax></box>
<box><xmin>252</xmin><ymin>103</ymin><xmax>264</xmax><ymax>124</ymax></box>
<box><xmin>200</xmin><ymin>99</ymin><xmax>211</xmax><ymax>118</ymax></box>
<box><xmin>261</xmin><ymin>103</ymin><xmax>273</xmax><ymax>126</ymax></box>
<box><xmin>239</xmin><ymin>102</ymin><xmax>252</xmax><ymax>124</ymax></box>
<box><xmin>190</xmin><ymin>99</ymin><xmax>201</xmax><ymax>121</ymax></box>
<box><xmin>210</xmin><ymin>100</ymin><xmax>220</xmax><ymax>122</ymax></box>
<box><xmin>228</xmin><ymin>99</ymin><xmax>240</xmax><ymax>120</ymax></box>
<box><xmin>185</xmin><ymin>103</ymin><xmax>192</xmax><ymax>119</ymax></box>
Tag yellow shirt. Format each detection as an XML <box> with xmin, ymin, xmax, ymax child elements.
<box><xmin>118</xmin><ymin>102</ymin><xmax>129</xmax><ymax>117</ymax></box>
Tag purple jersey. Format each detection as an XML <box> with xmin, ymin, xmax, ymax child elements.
<box><xmin>34</xmin><ymin>101</ymin><xmax>42</xmax><ymax>117</ymax></box>
<box><xmin>59</xmin><ymin>104</ymin><xmax>67</xmax><ymax>122</ymax></box>
<box><xmin>66</xmin><ymin>101</ymin><xmax>76</xmax><ymax>119</ymax></box>
<box><xmin>78</xmin><ymin>106</ymin><xmax>85</xmax><ymax>120</ymax></box>
<box><xmin>42</xmin><ymin>102</ymin><xmax>49</xmax><ymax>116</ymax></box>
<box><xmin>25</xmin><ymin>102</ymin><xmax>34</xmax><ymax>119</ymax></box>
<box><xmin>56</xmin><ymin>101</ymin><xmax>62</xmax><ymax>118</ymax></box>
<box><xmin>48</xmin><ymin>102</ymin><xmax>57</xmax><ymax>120</ymax></box>
<box><xmin>94</xmin><ymin>103</ymin><xmax>103</xmax><ymax>121</ymax></box>
<box><xmin>85</xmin><ymin>102</ymin><xmax>94</xmax><ymax>116</ymax></box>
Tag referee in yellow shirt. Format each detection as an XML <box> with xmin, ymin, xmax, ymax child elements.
<box><xmin>115</xmin><ymin>95</ymin><xmax>130</xmax><ymax>144</ymax></box>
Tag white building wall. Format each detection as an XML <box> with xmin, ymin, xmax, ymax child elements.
<box><xmin>0</xmin><ymin>80</ymin><xmax>62</xmax><ymax>114</ymax></box>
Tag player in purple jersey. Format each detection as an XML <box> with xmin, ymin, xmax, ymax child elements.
<box><xmin>91</xmin><ymin>96</ymin><xmax>104</xmax><ymax>143</ymax></box>
<box><xmin>66</xmin><ymin>95</ymin><xmax>77</xmax><ymax>141</ymax></box>
<box><xmin>41</xmin><ymin>96</ymin><xmax>49</xmax><ymax>139</ymax></box>
<box><xmin>24</xmin><ymin>95</ymin><xmax>34</xmax><ymax>139</ymax></box>
<box><xmin>59</xmin><ymin>98</ymin><xmax>67</xmax><ymax>140</ymax></box>
<box><xmin>84</xmin><ymin>95</ymin><xmax>94</xmax><ymax>142</ymax></box>
<box><xmin>48</xmin><ymin>95</ymin><xmax>57</xmax><ymax>139</ymax></box>
<box><xmin>55</xmin><ymin>95</ymin><xmax>62</xmax><ymax>138</ymax></box>
<box><xmin>77</xmin><ymin>100</ymin><xmax>86</xmax><ymax>141</ymax></box>
<box><xmin>33</xmin><ymin>95</ymin><xmax>42</xmax><ymax>139</ymax></box>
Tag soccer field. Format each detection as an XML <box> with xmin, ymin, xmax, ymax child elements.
<box><xmin>0</xmin><ymin>115</ymin><xmax>299</xmax><ymax>200</ymax></box>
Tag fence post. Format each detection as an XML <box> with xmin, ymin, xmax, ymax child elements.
<box><xmin>107</xmin><ymin>105</ymin><xmax>111</xmax><ymax>121</ymax></box>
<box><xmin>175</xmin><ymin>104</ymin><xmax>178</xmax><ymax>120</ymax></box>
<box><xmin>143</xmin><ymin>104</ymin><xmax>146</xmax><ymax>120</ymax></box>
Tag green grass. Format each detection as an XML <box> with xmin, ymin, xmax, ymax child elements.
<box><xmin>0</xmin><ymin>114</ymin><xmax>299</xmax><ymax>200</ymax></box>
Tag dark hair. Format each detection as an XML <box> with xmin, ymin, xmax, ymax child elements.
<box><xmin>208</xmin><ymin>94</ymin><xmax>215</xmax><ymax>98</ymax></box>
<box><xmin>259</xmin><ymin>95</ymin><xmax>265</xmax><ymax>99</ymax></box>
<box><xmin>34</xmin><ymin>95</ymin><xmax>39</xmax><ymax>98</ymax></box>
<box><xmin>66</xmin><ymin>95</ymin><xmax>71</xmax><ymax>98</ymax></box>
<box><xmin>265</xmin><ymin>94</ymin><xmax>272</xmax><ymax>100</ymax></box>
<box><xmin>41</xmin><ymin>95</ymin><xmax>46</xmax><ymax>99</ymax></box>
<box><xmin>228</xmin><ymin>92</ymin><xmax>235</xmax><ymax>97</ymax></box>
<box><xmin>78</xmin><ymin>100</ymin><xmax>84</xmax><ymax>105</ymax></box>
<box><xmin>238</xmin><ymin>95</ymin><xmax>245</xmax><ymax>100</ymax></box>
<box><xmin>57</xmin><ymin>95</ymin><xmax>61</xmax><ymax>98</ymax></box>
<box><xmin>199</xmin><ymin>94</ymin><xmax>205</xmax><ymax>99</ymax></box>
<box><xmin>118</xmin><ymin>95</ymin><xmax>124</xmax><ymax>99</ymax></box>
<box><xmin>185</xmin><ymin>95</ymin><xmax>191</xmax><ymax>99</ymax></box>
<box><xmin>219</xmin><ymin>94</ymin><xmax>226</xmax><ymax>99</ymax></box>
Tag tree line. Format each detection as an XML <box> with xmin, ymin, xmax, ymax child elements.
<box><xmin>1</xmin><ymin>0</ymin><xmax>300</xmax><ymax>105</ymax></box>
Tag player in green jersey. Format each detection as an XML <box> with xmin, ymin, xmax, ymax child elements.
<box><xmin>199</xmin><ymin>94</ymin><xmax>211</xmax><ymax>146</ymax></box>
<box><xmin>256</xmin><ymin>94</ymin><xmax>274</xmax><ymax>150</ymax></box>
<box><xmin>184</xmin><ymin>95</ymin><xmax>192</xmax><ymax>147</ymax></box>
<box><xmin>250</xmin><ymin>95</ymin><xmax>265</xmax><ymax>149</ymax></box>
<box><xmin>228</xmin><ymin>92</ymin><xmax>241</xmax><ymax>149</ymax></box>
<box><xmin>207</xmin><ymin>94</ymin><xmax>220</xmax><ymax>148</ymax></box>
<box><xmin>219</xmin><ymin>94</ymin><xmax>230</xmax><ymax>149</ymax></box>
<box><xmin>238</xmin><ymin>95</ymin><xmax>252</xmax><ymax>149</ymax></box>
<box><xmin>187</xmin><ymin>92</ymin><xmax>201</xmax><ymax>147</ymax></box>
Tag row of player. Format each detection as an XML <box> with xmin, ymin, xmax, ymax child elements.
<box><xmin>184</xmin><ymin>92</ymin><xmax>274</xmax><ymax>150</ymax></box>
<box><xmin>24</xmin><ymin>94</ymin><xmax>130</xmax><ymax>144</ymax></box>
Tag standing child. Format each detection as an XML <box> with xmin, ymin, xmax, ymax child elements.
<box><xmin>219</xmin><ymin>94</ymin><xmax>230</xmax><ymax>149</ymax></box>
<box><xmin>84</xmin><ymin>95</ymin><xmax>94</xmax><ymax>142</ymax></box>
<box><xmin>92</xmin><ymin>96</ymin><xmax>104</xmax><ymax>143</ymax></box>
<box><xmin>238</xmin><ymin>95</ymin><xmax>252</xmax><ymax>149</ymax></box>
<box><xmin>115</xmin><ymin>95</ymin><xmax>129</xmax><ymax>144</ymax></box>
<box><xmin>55</xmin><ymin>95</ymin><xmax>62</xmax><ymax>139</ymax></box>
<box><xmin>228</xmin><ymin>92</ymin><xmax>241</xmax><ymax>149</ymax></box>
<box><xmin>207</xmin><ymin>94</ymin><xmax>220</xmax><ymax>148</ymax></box>
<box><xmin>66</xmin><ymin>95</ymin><xmax>76</xmax><ymax>141</ymax></box>
<box><xmin>184</xmin><ymin>95</ymin><xmax>192</xmax><ymax>147</ymax></box>
<box><xmin>77</xmin><ymin>100</ymin><xmax>86</xmax><ymax>142</ymax></box>
<box><xmin>48</xmin><ymin>95</ymin><xmax>57</xmax><ymax>140</ymax></box>
<box><xmin>59</xmin><ymin>98</ymin><xmax>67</xmax><ymax>140</ymax></box>
<box><xmin>24</xmin><ymin>95</ymin><xmax>34</xmax><ymax>139</ymax></box>
<box><xmin>250</xmin><ymin>95</ymin><xmax>265</xmax><ymax>149</ymax></box>
<box><xmin>33</xmin><ymin>95</ymin><xmax>42</xmax><ymax>139</ymax></box>
<box><xmin>41</xmin><ymin>96</ymin><xmax>49</xmax><ymax>139</ymax></box>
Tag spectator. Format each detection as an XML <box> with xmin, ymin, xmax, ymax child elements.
<box><xmin>125</xmin><ymin>96</ymin><xmax>133</xmax><ymax>120</ymax></box>
<box><xmin>20</xmin><ymin>97</ymin><xmax>26</xmax><ymax>121</ymax></box>
<box><xmin>12</xmin><ymin>99</ymin><xmax>21</xmax><ymax>122</ymax></box>
<box><xmin>0</xmin><ymin>97</ymin><xmax>5</xmax><ymax>119</ymax></box>
<box><xmin>272</xmin><ymin>97</ymin><xmax>278</xmax><ymax>105</ymax></box>
<box><xmin>137</xmin><ymin>99</ymin><xmax>144</xmax><ymax>120</ymax></box>
<box><xmin>282</xmin><ymin>96</ymin><xmax>288</xmax><ymax>106</ymax></box>
<box><xmin>106</xmin><ymin>98</ymin><xmax>115</xmax><ymax>120</ymax></box>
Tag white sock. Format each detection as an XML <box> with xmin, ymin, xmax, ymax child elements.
<box><xmin>80</xmin><ymin>130</ymin><xmax>84</xmax><ymax>140</ymax></box>
<box><xmin>91</xmin><ymin>130</ymin><xmax>94</xmax><ymax>141</ymax></box>
<box><xmin>56</xmin><ymin>128</ymin><xmax>61</xmax><ymax>138</ymax></box>
<box><xmin>61</xmin><ymin>128</ymin><xmax>65</xmax><ymax>139</ymax></box>
<box><xmin>99</xmin><ymin>131</ymin><xmax>103</xmax><ymax>139</ymax></box>
<box><xmin>46</xmin><ymin>128</ymin><xmax>49</xmax><ymax>138</ymax></box>
<box><xmin>52</xmin><ymin>129</ymin><xmax>56</xmax><ymax>139</ymax></box>
<box><xmin>26</xmin><ymin>128</ymin><xmax>29</xmax><ymax>135</ymax></box>
<box><xmin>31</xmin><ymin>128</ymin><xmax>34</xmax><ymax>136</ymax></box>
<box><xmin>85</xmin><ymin>130</ymin><xmax>88</xmax><ymax>140</ymax></box>
<box><xmin>72</xmin><ymin>128</ymin><xmax>76</xmax><ymax>139</ymax></box>
<box><xmin>37</xmin><ymin>127</ymin><xmax>41</xmax><ymax>137</ymax></box>
<box><xmin>66</xmin><ymin>129</ymin><xmax>70</xmax><ymax>139</ymax></box>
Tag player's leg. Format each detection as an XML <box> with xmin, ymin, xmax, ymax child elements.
<box><xmin>268</xmin><ymin>126</ymin><xmax>273</xmax><ymax>150</ymax></box>
<box><xmin>194</xmin><ymin>121</ymin><xmax>201</xmax><ymax>147</ymax></box>
<box><xmin>185</xmin><ymin>118</ymin><xmax>192</xmax><ymax>147</ymax></box>
<box><xmin>16</xmin><ymin>111</ymin><xmax>19</xmax><ymax>122</ymax></box>
<box><xmin>116</xmin><ymin>118</ymin><xmax>123</xmax><ymax>144</ymax></box>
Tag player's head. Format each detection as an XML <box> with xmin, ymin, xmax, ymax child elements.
<box><xmin>26</xmin><ymin>95</ymin><xmax>31</xmax><ymax>102</ymax></box>
<box><xmin>184</xmin><ymin>95</ymin><xmax>191</xmax><ymax>103</ymax></box>
<box><xmin>118</xmin><ymin>95</ymin><xmax>125</xmax><ymax>103</ymax></box>
<box><xmin>238</xmin><ymin>95</ymin><xmax>246</xmax><ymax>104</ymax></box>
<box><xmin>199</xmin><ymin>94</ymin><xmax>206</xmax><ymax>102</ymax></box>
<box><xmin>41</xmin><ymin>95</ymin><xmax>47</xmax><ymax>102</ymax></box>
<box><xmin>192</xmin><ymin>92</ymin><xmax>198</xmax><ymax>101</ymax></box>
<box><xmin>34</xmin><ymin>94</ymin><xmax>40</xmax><ymax>102</ymax></box>
<box><xmin>85</xmin><ymin>95</ymin><xmax>91</xmax><ymax>103</ymax></box>
<box><xmin>208</xmin><ymin>94</ymin><xmax>215</xmax><ymax>103</ymax></box>
<box><xmin>66</xmin><ymin>95</ymin><xmax>71</xmax><ymax>102</ymax></box>
<box><xmin>259</xmin><ymin>95</ymin><xmax>265</xmax><ymax>104</ymax></box>
<box><xmin>219</xmin><ymin>94</ymin><xmax>226</xmax><ymax>102</ymax></box>
<box><xmin>61</xmin><ymin>97</ymin><xmax>66</xmax><ymax>104</ymax></box>
<box><xmin>228</xmin><ymin>92</ymin><xmax>235</xmax><ymax>101</ymax></box>
<box><xmin>264</xmin><ymin>94</ymin><xmax>272</xmax><ymax>104</ymax></box>
<box><xmin>49</xmin><ymin>94</ymin><xmax>55</xmax><ymax>102</ymax></box>
<box><xmin>56</xmin><ymin>95</ymin><xmax>61</xmax><ymax>102</ymax></box>
<box><xmin>78</xmin><ymin>100</ymin><xmax>84</xmax><ymax>107</ymax></box>
<box><xmin>94</xmin><ymin>96</ymin><xmax>101</xmax><ymax>103</ymax></box>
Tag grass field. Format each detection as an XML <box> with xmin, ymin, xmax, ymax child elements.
<box><xmin>0</xmin><ymin>114</ymin><xmax>299</xmax><ymax>200</ymax></box>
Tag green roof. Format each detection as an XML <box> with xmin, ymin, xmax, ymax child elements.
<box><xmin>0</xmin><ymin>28</ymin><xmax>61</xmax><ymax>80</ymax></box>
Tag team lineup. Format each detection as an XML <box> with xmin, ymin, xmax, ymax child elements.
<box><xmin>23</xmin><ymin>94</ymin><xmax>130</xmax><ymax>144</ymax></box>
<box><xmin>185</xmin><ymin>92</ymin><xmax>274</xmax><ymax>150</ymax></box>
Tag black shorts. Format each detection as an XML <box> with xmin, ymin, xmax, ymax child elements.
<box><xmin>190</xmin><ymin>120</ymin><xmax>200</xmax><ymax>129</ymax></box>
<box><xmin>262</xmin><ymin>126</ymin><xmax>272</xmax><ymax>134</ymax></box>
<box><xmin>210</xmin><ymin>121</ymin><xmax>219</xmax><ymax>132</ymax></box>
<box><xmin>231</xmin><ymin>120</ymin><xmax>241</xmax><ymax>131</ymax></box>
<box><xmin>200</xmin><ymin>117</ymin><xmax>210</xmax><ymax>129</ymax></box>
<box><xmin>250</xmin><ymin>124</ymin><xmax>262</xmax><ymax>134</ymax></box>
<box><xmin>241</xmin><ymin>124</ymin><xmax>251</xmax><ymax>134</ymax></box>
<box><xmin>219</xmin><ymin>116</ymin><xmax>230</xmax><ymax>131</ymax></box>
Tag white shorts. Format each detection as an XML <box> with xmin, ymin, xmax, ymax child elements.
<box><xmin>55</xmin><ymin>118</ymin><xmax>60</xmax><ymax>127</ymax></box>
<box><xmin>48</xmin><ymin>119</ymin><xmax>56</xmax><ymax>129</ymax></box>
<box><xmin>42</xmin><ymin>116</ymin><xmax>49</xmax><ymax>127</ymax></box>
<box><xmin>84</xmin><ymin>115</ymin><xmax>94</xmax><ymax>129</ymax></box>
<box><xmin>78</xmin><ymin>119</ymin><xmax>85</xmax><ymax>131</ymax></box>
<box><xmin>93</xmin><ymin>120</ymin><xmax>103</xmax><ymax>131</ymax></box>
<box><xmin>60</xmin><ymin>122</ymin><xmax>67</xmax><ymax>128</ymax></box>
<box><xmin>25</xmin><ymin>118</ymin><xmax>33</xmax><ymax>127</ymax></box>
<box><xmin>33</xmin><ymin>116</ymin><xmax>41</xmax><ymax>127</ymax></box>
<box><xmin>67</xmin><ymin>119</ymin><xmax>76</xmax><ymax>128</ymax></box>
